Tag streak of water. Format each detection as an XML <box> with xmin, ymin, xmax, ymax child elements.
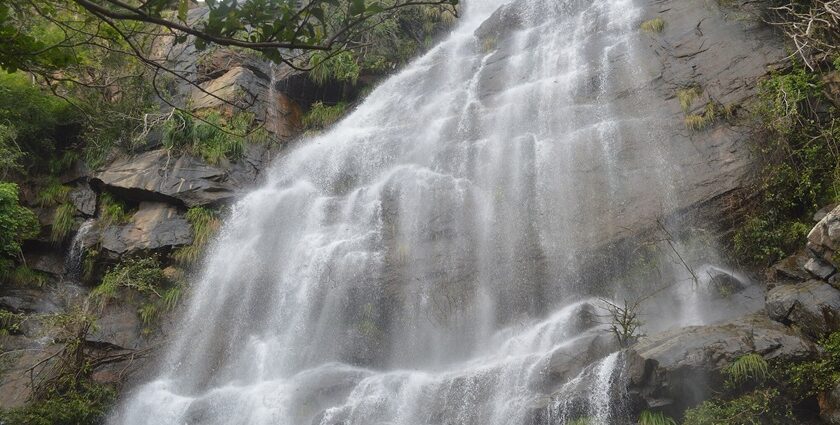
<box><xmin>111</xmin><ymin>0</ymin><xmax>738</xmax><ymax>423</ymax></box>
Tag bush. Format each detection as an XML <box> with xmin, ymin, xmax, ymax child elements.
<box><xmin>733</xmin><ymin>66</ymin><xmax>838</xmax><ymax>266</ymax></box>
<box><xmin>787</xmin><ymin>331</ymin><xmax>840</xmax><ymax>397</ymax></box>
<box><xmin>0</xmin><ymin>380</ymin><xmax>116</xmax><ymax>425</ymax></box>
<box><xmin>638</xmin><ymin>410</ymin><xmax>676</xmax><ymax>425</ymax></box>
<box><xmin>163</xmin><ymin>110</ymin><xmax>266</xmax><ymax>165</ymax></box>
<box><xmin>683</xmin><ymin>387</ymin><xmax>793</xmax><ymax>425</ymax></box>
<box><xmin>0</xmin><ymin>182</ymin><xmax>39</xmax><ymax>260</ymax></box>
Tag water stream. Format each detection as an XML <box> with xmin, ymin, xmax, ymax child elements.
<box><xmin>112</xmin><ymin>0</ymin><xmax>747</xmax><ymax>423</ymax></box>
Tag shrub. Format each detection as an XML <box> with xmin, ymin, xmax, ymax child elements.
<box><xmin>0</xmin><ymin>182</ymin><xmax>39</xmax><ymax>259</ymax></box>
<box><xmin>308</xmin><ymin>51</ymin><xmax>360</xmax><ymax>86</ymax></box>
<box><xmin>787</xmin><ymin>331</ymin><xmax>840</xmax><ymax>397</ymax></box>
<box><xmin>683</xmin><ymin>387</ymin><xmax>793</xmax><ymax>425</ymax></box>
<box><xmin>0</xmin><ymin>309</ymin><xmax>23</xmax><ymax>335</ymax></box>
<box><xmin>163</xmin><ymin>110</ymin><xmax>265</xmax><ymax>165</ymax></box>
<box><xmin>0</xmin><ymin>380</ymin><xmax>116</xmax><ymax>425</ymax></box>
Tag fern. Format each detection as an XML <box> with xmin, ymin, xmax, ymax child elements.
<box><xmin>639</xmin><ymin>410</ymin><xmax>677</xmax><ymax>425</ymax></box>
<box><xmin>726</xmin><ymin>353</ymin><xmax>769</xmax><ymax>384</ymax></box>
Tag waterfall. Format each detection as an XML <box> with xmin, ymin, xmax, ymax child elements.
<box><xmin>112</xmin><ymin>0</ymin><xmax>726</xmax><ymax>423</ymax></box>
<box><xmin>64</xmin><ymin>219</ymin><xmax>94</xmax><ymax>280</ymax></box>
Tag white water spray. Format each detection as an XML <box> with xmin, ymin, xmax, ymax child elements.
<box><xmin>111</xmin><ymin>0</ymin><xmax>742</xmax><ymax>423</ymax></box>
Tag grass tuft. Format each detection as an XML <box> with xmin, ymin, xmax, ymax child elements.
<box><xmin>51</xmin><ymin>203</ymin><xmax>76</xmax><ymax>243</ymax></box>
<box><xmin>676</xmin><ymin>87</ymin><xmax>702</xmax><ymax>113</ymax></box>
<box><xmin>641</xmin><ymin>17</ymin><xmax>665</xmax><ymax>33</ymax></box>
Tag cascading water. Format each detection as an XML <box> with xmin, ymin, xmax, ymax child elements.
<box><xmin>64</xmin><ymin>219</ymin><xmax>94</xmax><ymax>280</ymax></box>
<box><xmin>112</xmin><ymin>0</ymin><xmax>747</xmax><ymax>423</ymax></box>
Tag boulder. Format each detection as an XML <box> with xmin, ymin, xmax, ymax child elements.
<box><xmin>529</xmin><ymin>332</ymin><xmax>619</xmax><ymax>393</ymax></box>
<box><xmin>97</xmin><ymin>202</ymin><xmax>192</xmax><ymax>255</ymax></box>
<box><xmin>68</xmin><ymin>182</ymin><xmax>97</xmax><ymax>216</ymax></box>
<box><xmin>23</xmin><ymin>249</ymin><xmax>65</xmax><ymax>276</ymax></box>
<box><xmin>766</xmin><ymin>280</ymin><xmax>840</xmax><ymax>339</ymax></box>
<box><xmin>808</xmin><ymin>204</ymin><xmax>840</xmax><ymax>267</ymax></box>
<box><xmin>94</xmin><ymin>147</ymin><xmax>268</xmax><ymax>207</ymax></box>
<box><xmin>626</xmin><ymin>314</ymin><xmax>816</xmax><ymax>413</ymax></box>
<box><xmin>768</xmin><ymin>250</ymin><xmax>812</xmax><ymax>283</ymax></box>
<box><xmin>90</xmin><ymin>301</ymin><xmax>144</xmax><ymax>349</ymax></box>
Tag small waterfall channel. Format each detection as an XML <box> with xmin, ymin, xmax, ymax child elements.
<box><xmin>64</xmin><ymin>219</ymin><xmax>94</xmax><ymax>280</ymax></box>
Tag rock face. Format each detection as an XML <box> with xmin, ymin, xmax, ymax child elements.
<box><xmin>625</xmin><ymin>314</ymin><xmax>816</xmax><ymax>413</ymax></box>
<box><xmin>94</xmin><ymin>147</ymin><xmax>268</xmax><ymax>207</ymax></box>
<box><xmin>808</xmin><ymin>204</ymin><xmax>840</xmax><ymax>272</ymax></box>
<box><xmin>69</xmin><ymin>182</ymin><xmax>96</xmax><ymax>216</ymax></box>
<box><xmin>767</xmin><ymin>280</ymin><xmax>840</xmax><ymax>339</ymax></box>
<box><xmin>470</xmin><ymin>0</ymin><xmax>785</xmax><ymax>250</ymax></box>
<box><xmin>94</xmin><ymin>202</ymin><xmax>193</xmax><ymax>255</ymax></box>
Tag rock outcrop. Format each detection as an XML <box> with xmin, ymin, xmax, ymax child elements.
<box><xmin>91</xmin><ymin>202</ymin><xmax>193</xmax><ymax>256</ymax></box>
<box><xmin>94</xmin><ymin>146</ymin><xmax>270</xmax><ymax>207</ymax></box>
<box><xmin>767</xmin><ymin>280</ymin><xmax>840</xmax><ymax>339</ymax></box>
<box><xmin>625</xmin><ymin>314</ymin><xmax>816</xmax><ymax>414</ymax></box>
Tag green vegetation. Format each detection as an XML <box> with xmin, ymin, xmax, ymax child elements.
<box><xmin>726</xmin><ymin>353</ymin><xmax>769</xmax><ymax>385</ymax></box>
<box><xmin>309</xmin><ymin>51</ymin><xmax>361</xmax><ymax>86</ymax></box>
<box><xmin>641</xmin><ymin>17</ymin><xmax>666</xmax><ymax>33</ymax></box>
<box><xmin>0</xmin><ymin>182</ymin><xmax>39</xmax><ymax>277</ymax></box>
<box><xmin>303</xmin><ymin>101</ymin><xmax>349</xmax><ymax>131</ymax></box>
<box><xmin>98</xmin><ymin>193</ymin><xmax>132</xmax><ymax>227</ymax></box>
<box><xmin>51</xmin><ymin>203</ymin><xmax>76</xmax><ymax>243</ymax></box>
<box><xmin>90</xmin><ymin>257</ymin><xmax>183</xmax><ymax>329</ymax></box>
<box><xmin>173</xmin><ymin>207</ymin><xmax>221</xmax><ymax>266</ymax></box>
<box><xmin>683</xmin><ymin>387</ymin><xmax>793</xmax><ymax>425</ymax></box>
<box><xmin>0</xmin><ymin>380</ymin><xmax>116</xmax><ymax>425</ymax></box>
<box><xmin>677</xmin><ymin>87</ymin><xmax>701</xmax><ymax>113</ymax></box>
<box><xmin>163</xmin><ymin>110</ymin><xmax>269</xmax><ymax>165</ymax></box>
<box><xmin>787</xmin><ymin>331</ymin><xmax>840</xmax><ymax>396</ymax></box>
<box><xmin>3</xmin><ymin>265</ymin><xmax>47</xmax><ymax>287</ymax></box>
<box><xmin>639</xmin><ymin>410</ymin><xmax>677</xmax><ymax>425</ymax></box>
<box><xmin>732</xmin><ymin>65</ymin><xmax>837</xmax><ymax>266</ymax></box>
<box><xmin>0</xmin><ymin>309</ymin><xmax>24</xmax><ymax>335</ymax></box>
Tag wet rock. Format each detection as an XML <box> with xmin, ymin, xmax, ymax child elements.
<box><xmin>769</xmin><ymin>250</ymin><xmax>811</xmax><ymax>283</ymax></box>
<box><xmin>530</xmin><ymin>332</ymin><xmax>619</xmax><ymax>393</ymax></box>
<box><xmin>806</xmin><ymin>257</ymin><xmax>836</xmax><ymax>280</ymax></box>
<box><xmin>766</xmin><ymin>280</ymin><xmax>840</xmax><ymax>339</ymax></box>
<box><xmin>90</xmin><ymin>302</ymin><xmax>144</xmax><ymax>349</ymax></box>
<box><xmin>94</xmin><ymin>147</ymin><xmax>269</xmax><ymax>207</ymax></box>
<box><xmin>97</xmin><ymin>202</ymin><xmax>192</xmax><ymax>255</ymax></box>
<box><xmin>808</xmin><ymin>204</ymin><xmax>840</xmax><ymax>266</ymax></box>
<box><xmin>23</xmin><ymin>249</ymin><xmax>65</xmax><ymax>276</ymax></box>
<box><xmin>626</xmin><ymin>314</ymin><xmax>816</xmax><ymax>413</ymax></box>
<box><xmin>68</xmin><ymin>182</ymin><xmax>96</xmax><ymax>216</ymax></box>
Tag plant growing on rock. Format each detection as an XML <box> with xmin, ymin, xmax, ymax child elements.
<box><xmin>638</xmin><ymin>410</ymin><xmax>676</xmax><ymax>425</ymax></box>
<box><xmin>640</xmin><ymin>17</ymin><xmax>665</xmax><ymax>33</ymax></box>
<box><xmin>303</xmin><ymin>101</ymin><xmax>349</xmax><ymax>131</ymax></box>
<box><xmin>98</xmin><ymin>193</ymin><xmax>132</xmax><ymax>227</ymax></box>
<box><xmin>173</xmin><ymin>206</ymin><xmax>221</xmax><ymax>266</ymax></box>
<box><xmin>599</xmin><ymin>298</ymin><xmax>642</xmax><ymax>347</ymax></box>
